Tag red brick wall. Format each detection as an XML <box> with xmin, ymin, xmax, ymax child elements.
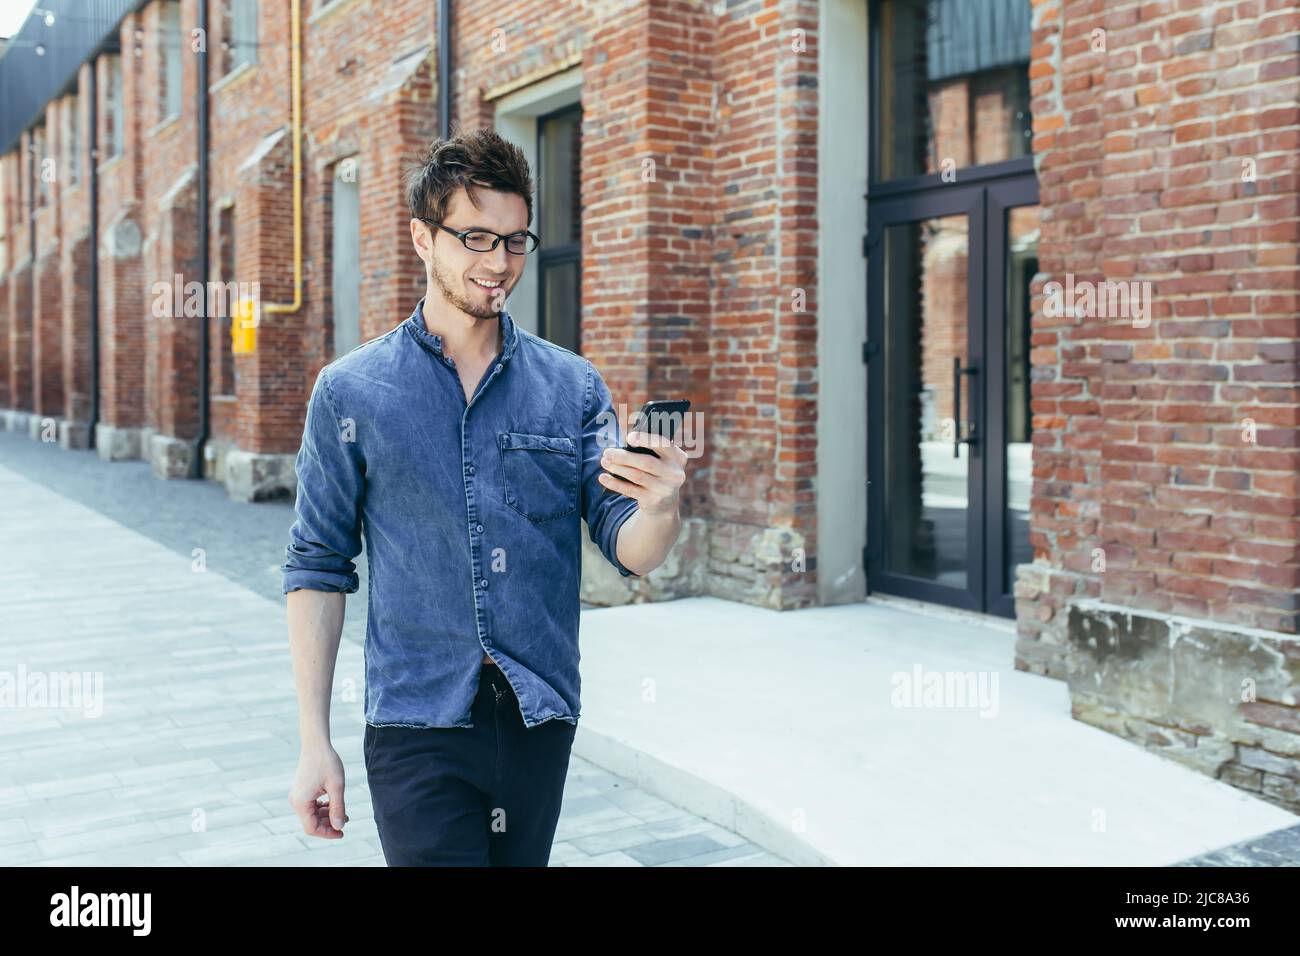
<box><xmin>206</xmin><ymin>0</ymin><xmax>436</xmax><ymax>454</ymax></box>
<box><xmin>709</xmin><ymin>3</ymin><xmax>820</xmax><ymax>606</ymax></box>
<box><xmin>1018</xmin><ymin>0</ymin><xmax>1300</xmax><ymax>673</ymax></box>
<box><xmin>566</xmin><ymin>2</ymin><xmax>721</xmax><ymax>554</ymax></box>
<box><xmin>155</xmin><ymin>184</ymin><xmax>203</xmax><ymax>438</ymax></box>
<box><xmin>60</xmin><ymin>231</ymin><xmax>94</xmax><ymax>423</ymax></box>
<box><xmin>33</xmin><ymin>251</ymin><xmax>63</xmax><ymax>418</ymax></box>
<box><xmin>97</xmin><ymin>23</ymin><xmax>147</xmax><ymax>430</ymax></box>
<box><xmin>231</xmin><ymin>129</ymin><xmax>296</xmax><ymax>454</ymax></box>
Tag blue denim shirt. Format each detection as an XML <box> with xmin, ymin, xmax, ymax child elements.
<box><xmin>281</xmin><ymin>298</ymin><xmax>641</xmax><ymax>730</ymax></box>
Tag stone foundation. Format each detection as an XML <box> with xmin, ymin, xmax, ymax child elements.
<box><xmin>201</xmin><ymin>437</ymin><xmax>228</xmax><ymax>483</ymax></box>
<box><xmin>95</xmin><ymin>422</ymin><xmax>144</xmax><ymax>461</ymax></box>
<box><xmin>147</xmin><ymin>430</ymin><xmax>195</xmax><ymax>479</ymax></box>
<box><xmin>580</xmin><ymin>516</ymin><xmax>707</xmax><ymax>606</ymax></box>
<box><xmin>221</xmin><ymin>448</ymin><xmax>296</xmax><ymax>503</ymax></box>
<box><xmin>1067</xmin><ymin>600</ymin><xmax>1300</xmax><ymax>814</ymax></box>
<box><xmin>1013</xmin><ymin>562</ymin><xmax>1098</xmax><ymax>680</ymax></box>
<box><xmin>57</xmin><ymin>419</ymin><xmax>91</xmax><ymax>449</ymax></box>
<box><xmin>2</xmin><ymin>409</ymin><xmax>31</xmax><ymax>433</ymax></box>
<box><xmin>706</xmin><ymin>521</ymin><xmax>820</xmax><ymax>610</ymax></box>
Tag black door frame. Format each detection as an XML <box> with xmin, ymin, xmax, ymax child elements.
<box><xmin>865</xmin><ymin>166</ymin><xmax>1039</xmax><ymax>617</ymax></box>
<box><xmin>983</xmin><ymin>174</ymin><xmax>1039</xmax><ymax>617</ymax></box>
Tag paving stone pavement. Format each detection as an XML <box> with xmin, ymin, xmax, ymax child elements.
<box><xmin>1171</xmin><ymin>825</ymin><xmax>1300</xmax><ymax>867</ymax></box>
<box><xmin>0</xmin><ymin>431</ymin><xmax>790</xmax><ymax>867</ymax></box>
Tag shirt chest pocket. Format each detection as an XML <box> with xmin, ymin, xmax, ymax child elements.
<box><xmin>498</xmin><ymin>431</ymin><xmax>579</xmax><ymax>522</ymax></box>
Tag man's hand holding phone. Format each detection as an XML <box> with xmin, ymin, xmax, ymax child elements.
<box><xmin>598</xmin><ymin>402</ymin><xmax>690</xmax><ymax>516</ymax></box>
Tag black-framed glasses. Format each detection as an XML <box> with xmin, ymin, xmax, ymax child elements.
<box><xmin>418</xmin><ymin>219</ymin><xmax>540</xmax><ymax>255</ymax></box>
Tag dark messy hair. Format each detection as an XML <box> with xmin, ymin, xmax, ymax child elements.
<box><xmin>403</xmin><ymin>125</ymin><xmax>534</xmax><ymax>230</ymax></box>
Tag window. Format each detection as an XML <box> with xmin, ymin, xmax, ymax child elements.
<box><xmin>331</xmin><ymin>159</ymin><xmax>361</xmax><ymax>358</ymax></box>
<box><xmin>104</xmin><ymin>54</ymin><xmax>123</xmax><ymax>158</ymax></box>
<box><xmin>222</xmin><ymin>0</ymin><xmax>257</xmax><ymax>75</ymax></box>
<box><xmin>66</xmin><ymin>91</ymin><xmax>80</xmax><ymax>186</ymax></box>
<box><xmin>873</xmin><ymin>0</ymin><xmax>1033</xmax><ymax>182</ymax></box>
<box><xmin>161</xmin><ymin>0</ymin><xmax>182</xmax><ymax>121</ymax></box>
<box><xmin>536</xmin><ymin>106</ymin><xmax>581</xmax><ymax>353</ymax></box>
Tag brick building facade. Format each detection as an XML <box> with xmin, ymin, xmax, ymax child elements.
<box><xmin>1014</xmin><ymin>0</ymin><xmax>1300</xmax><ymax>811</ymax></box>
<box><xmin>0</xmin><ymin>0</ymin><xmax>1297</xmax><ymax>812</ymax></box>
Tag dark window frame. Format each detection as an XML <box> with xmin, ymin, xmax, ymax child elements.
<box><xmin>535</xmin><ymin>103</ymin><xmax>583</xmax><ymax>355</ymax></box>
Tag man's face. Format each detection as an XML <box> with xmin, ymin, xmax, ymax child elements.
<box><xmin>414</xmin><ymin>185</ymin><xmax>529</xmax><ymax>320</ymax></box>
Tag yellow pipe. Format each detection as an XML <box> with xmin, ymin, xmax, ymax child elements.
<box><xmin>262</xmin><ymin>0</ymin><xmax>303</xmax><ymax>316</ymax></box>
<box><xmin>234</xmin><ymin>0</ymin><xmax>301</xmax><ymax>351</ymax></box>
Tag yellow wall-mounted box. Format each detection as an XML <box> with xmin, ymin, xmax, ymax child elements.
<box><xmin>232</xmin><ymin>298</ymin><xmax>257</xmax><ymax>354</ymax></box>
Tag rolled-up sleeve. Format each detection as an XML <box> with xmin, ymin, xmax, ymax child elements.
<box><xmin>580</xmin><ymin>359</ymin><xmax>641</xmax><ymax>578</ymax></box>
<box><xmin>282</xmin><ymin>368</ymin><xmax>364</xmax><ymax>594</ymax></box>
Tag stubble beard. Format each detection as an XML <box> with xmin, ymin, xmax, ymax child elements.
<box><xmin>430</xmin><ymin>253</ymin><xmax>503</xmax><ymax>321</ymax></box>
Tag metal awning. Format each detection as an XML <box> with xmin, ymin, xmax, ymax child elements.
<box><xmin>0</xmin><ymin>0</ymin><xmax>138</xmax><ymax>155</ymax></box>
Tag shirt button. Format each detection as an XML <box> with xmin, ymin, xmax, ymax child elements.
<box><xmin>467</xmin><ymin>464</ymin><xmax>475</xmax><ymax>475</ymax></box>
<box><xmin>475</xmin><ymin>523</ymin><xmax>484</xmax><ymax>534</ymax></box>
<box><xmin>480</xmin><ymin>578</ymin><xmax>489</xmax><ymax>589</ymax></box>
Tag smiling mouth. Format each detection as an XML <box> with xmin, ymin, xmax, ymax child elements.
<box><xmin>470</xmin><ymin>277</ymin><xmax>504</xmax><ymax>290</ymax></box>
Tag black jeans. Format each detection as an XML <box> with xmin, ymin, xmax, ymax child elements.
<box><xmin>363</xmin><ymin>660</ymin><xmax>578</xmax><ymax>866</ymax></box>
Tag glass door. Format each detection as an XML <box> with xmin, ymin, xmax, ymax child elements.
<box><xmin>865</xmin><ymin>0</ymin><xmax>1040</xmax><ymax>617</ymax></box>
<box><xmin>866</xmin><ymin>176</ymin><xmax>1039</xmax><ymax>616</ymax></box>
<box><xmin>867</xmin><ymin>184</ymin><xmax>987</xmax><ymax>611</ymax></box>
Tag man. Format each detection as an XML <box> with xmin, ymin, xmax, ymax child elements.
<box><xmin>282</xmin><ymin>126</ymin><xmax>688</xmax><ymax>866</ymax></box>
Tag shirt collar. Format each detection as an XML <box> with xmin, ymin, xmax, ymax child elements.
<box><xmin>402</xmin><ymin>296</ymin><xmax>519</xmax><ymax>365</ymax></box>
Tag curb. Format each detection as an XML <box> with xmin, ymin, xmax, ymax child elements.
<box><xmin>572</xmin><ymin>724</ymin><xmax>838</xmax><ymax>866</ymax></box>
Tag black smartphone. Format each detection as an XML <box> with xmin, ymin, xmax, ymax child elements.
<box><xmin>623</xmin><ymin>400</ymin><xmax>691</xmax><ymax>458</ymax></box>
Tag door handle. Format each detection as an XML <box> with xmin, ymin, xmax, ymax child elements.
<box><xmin>952</xmin><ymin>357</ymin><xmax>979</xmax><ymax>458</ymax></box>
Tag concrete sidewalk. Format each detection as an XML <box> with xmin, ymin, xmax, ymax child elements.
<box><xmin>571</xmin><ymin>596</ymin><xmax>1299</xmax><ymax>865</ymax></box>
